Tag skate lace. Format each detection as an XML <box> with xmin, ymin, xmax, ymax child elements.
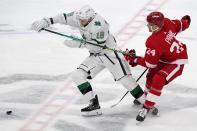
<box><xmin>87</xmin><ymin>99</ymin><xmax>94</xmax><ymax>107</ymax></box>
<box><xmin>83</xmin><ymin>100</ymin><xmax>93</xmax><ymax>109</ymax></box>
<box><xmin>89</xmin><ymin>101</ymin><xmax>93</xmax><ymax>106</ymax></box>
<box><xmin>138</xmin><ymin>108</ymin><xmax>148</xmax><ymax>117</ymax></box>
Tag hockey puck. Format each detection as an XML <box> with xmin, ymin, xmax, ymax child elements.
<box><xmin>6</xmin><ymin>110</ymin><xmax>12</xmax><ymax>115</ymax></box>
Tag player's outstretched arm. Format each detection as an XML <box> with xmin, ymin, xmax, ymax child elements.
<box><xmin>31</xmin><ymin>18</ymin><xmax>52</xmax><ymax>32</ymax></box>
<box><xmin>171</xmin><ymin>15</ymin><xmax>191</xmax><ymax>33</ymax></box>
<box><xmin>31</xmin><ymin>12</ymin><xmax>79</xmax><ymax>32</ymax></box>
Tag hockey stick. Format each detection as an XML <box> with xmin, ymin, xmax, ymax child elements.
<box><xmin>110</xmin><ymin>68</ymin><xmax>148</xmax><ymax>108</ymax></box>
<box><xmin>42</xmin><ymin>28</ymin><xmax>134</xmax><ymax>56</ymax></box>
<box><xmin>43</xmin><ymin>28</ymin><xmax>146</xmax><ymax>107</ymax></box>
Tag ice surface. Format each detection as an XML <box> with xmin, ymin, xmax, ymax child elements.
<box><xmin>0</xmin><ymin>0</ymin><xmax>197</xmax><ymax>131</ymax></box>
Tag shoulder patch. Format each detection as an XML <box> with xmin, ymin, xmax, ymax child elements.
<box><xmin>94</xmin><ymin>21</ymin><xmax>101</xmax><ymax>26</ymax></box>
<box><xmin>67</xmin><ymin>12</ymin><xmax>74</xmax><ymax>17</ymax></box>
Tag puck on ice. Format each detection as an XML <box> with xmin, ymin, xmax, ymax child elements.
<box><xmin>6</xmin><ymin>111</ymin><xmax>12</xmax><ymax>115</ymax></box>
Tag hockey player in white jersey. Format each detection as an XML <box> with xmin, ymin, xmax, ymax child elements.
<box><xmin>31</xmin><ymin>5</ymin><xmax>144</xmax><ymax>116</ymax></box>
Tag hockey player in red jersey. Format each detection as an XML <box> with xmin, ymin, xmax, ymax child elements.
<box><xmin>124</xmin><ymin>11</ymin><xmax>191</xmax><ymax>122</ymax></box>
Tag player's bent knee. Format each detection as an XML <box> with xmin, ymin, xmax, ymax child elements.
<box><xmin>151</xmin><ymin>73</ymin><xmax>166</xmax><ymax>90</ymax></box>
<box><xmin>71</xmin><ymin>69</ymin><xmax>93</xmax><ymax>95</ymax></box>
<box><xmin>119</xmin><ymin>75</ymin><xmax>144</xmax><ymax>99</ymax></box>
<box><xmin>71</xmin><ymin>69</ymin><xmax>89</xmax><ymax>85</ymax></box>
<box><xmin>119</xmin><ymin>75</ymin><xmax>138</xmax><ymax>90</ymax></box>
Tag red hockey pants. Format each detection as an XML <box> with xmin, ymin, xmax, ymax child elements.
<box><xmin>144</xmin><ymin>62</ymin><xmax>184</xmax><ymax>108</ymax></box>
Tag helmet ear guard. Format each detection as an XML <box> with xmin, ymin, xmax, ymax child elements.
<box><xmin>147</xmin><ymin>11</ymin><xmax>164</xmax><ymax>27</ymax></box>
<box><xmin>149</xmin><ymin>24</ymin><xmax>160</xmax><ymax>32</ymax></box>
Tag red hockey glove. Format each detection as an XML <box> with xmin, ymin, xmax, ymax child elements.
<box><xmin>181</xmin><ymin>15</ymin><xmax>191</xmax><ymax>25</ymax></box>
<box><xmin>124</xmin><ymin>49</ymin><xmax>138</xmax><ymax>67</ymax></box>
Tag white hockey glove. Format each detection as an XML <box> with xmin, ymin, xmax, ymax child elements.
<box><xmin>31</xmin><ymin>18</ymin><xmax>51</xmax><ymax>32</ymax></box>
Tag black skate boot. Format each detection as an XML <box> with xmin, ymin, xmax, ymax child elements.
<box><xmin>136</xmin><ymin>106</ymin><xmax>159</xmax><ymax>124</ymax></box>
<box><xmin>81</xmin><ymin>95</ymin><xmax>102</xmax><ymax>116</ymax></box>
<box><xmin>136</xmin><ymin>107</ymin><xmax>149</xmax><ymax>123</ymax></box>
<box><xmin>150</xmin><ymin>107</ymin><xmax>160</xmax><ymax>116</ymax></box>
<box><xmin>133</xmin><ymin>99</ymin><xmax>142</xmax><ymax>106</ymax></box>
<box><xmin>133</xmin><ymin>92</ymin><xmax>147</xmax><ymax>106</ymax></box>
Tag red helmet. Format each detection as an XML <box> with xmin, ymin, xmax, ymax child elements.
<box><xmin>147</xmin><ymin>11</ymin><xmax>164</xmax><ymax>27</ymax></box>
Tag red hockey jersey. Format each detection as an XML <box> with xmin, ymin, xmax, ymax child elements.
<box><xmin>137</xmin><ymin>18</ymin><xmax>189</xmax><ymax>68</ymax></box>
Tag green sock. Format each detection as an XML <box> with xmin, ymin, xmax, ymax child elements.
<box><xmin>130</xmin><ymin>85</ymin><xmax>144</xmax><ymax>99</ymax></box>
<box><xmin>78</xmin><ymin>81</ymin><xmax>92</xmax><ymax>95</ymax></box>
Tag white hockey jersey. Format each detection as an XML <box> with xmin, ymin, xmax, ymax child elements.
<box><xmin>51</xmin><ymin>11</ymin><xmax>118</xmax><ymax>54</ymax></box>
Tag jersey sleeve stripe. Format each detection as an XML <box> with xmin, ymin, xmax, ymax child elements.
<box><xmin>63</xmin><ymin>13</ymin><xmax>67</xmax><ymax>23</ymax></box>
<box><xmin>178</xmin><ymin>20</ymin><xmax>183</xmax><ymax>32</ymax></box>
<box><xmin>145</xmin><ymin>61</ymin><xmax>157</xmax><ymax>68</ymax></box>
<box><xmin>50</xmin><ymin>18</ymin><xmax>54</xmax><ymax>24</ymax></box>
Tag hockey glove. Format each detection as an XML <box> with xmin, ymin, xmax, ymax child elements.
<box><xmin>31</xmin><ymin>18</ymin><xmax>51</xmax><ymax>32</ymax></box>
<box><xmin>124</xmin><ymin>49</ymin><xmax>138</xmax><ymax>67</ymax></box>
<box><xmin>181</xmin><ymin>15</ymin><xmax>191</xmax><ymax>26</ymax></box>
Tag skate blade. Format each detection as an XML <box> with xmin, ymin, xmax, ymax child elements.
<box><xmin>82</xmin><ymin>109</ymin><xmax>102</xmax><ymax>116</ymax></box>
<box><xmin>136</xmin><ymin>121</ymin><xmax>143</xmax><ymax>125</ymax></box>
<box><xmin>154</xmin><ymin>112</ymin><xmax>160</xmax><ymax>117</ymax></box>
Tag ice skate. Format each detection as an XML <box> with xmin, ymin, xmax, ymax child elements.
<box><xmin>150</xmin><ymin>107</ymin><xmax>160</xmax><ymax>116</ymax></box>
<box><xmin>136</xmin><ymin>107</ymin><xmax>149</xmax><ymax>124</ymax></box>
<box><xmin>81</xmin><ymin>95</ymin><xmax>102</xmax><ymax>116</ymax></box>
<box><xmin>136</xmin><ymin>106</ymin><xmax>160</xmax><ymax>124</ymax></box>
<box><xmin>133</xmin><ymin>92</ymin><xmax>146</xmax><ymax>106</ymax></box>
<box><xmin>133</xmin><ymin>99</ymin><xmax>142</xmax><ymax>106</ymax></box>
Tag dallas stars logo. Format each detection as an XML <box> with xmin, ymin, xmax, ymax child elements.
<box><xmin>94</xmin><ymin>21</ymin><xmax>101</xmax><ymax>26</ymax></box>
